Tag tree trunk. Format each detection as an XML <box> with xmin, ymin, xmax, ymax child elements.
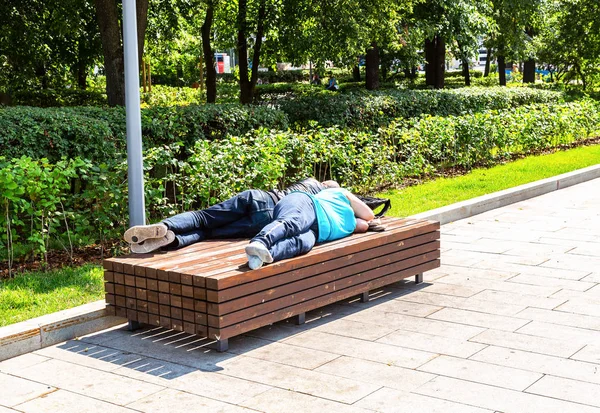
<box><xmin>201</xmin><ymin>1</ymin><xmax>217</xmax><ymax>103</ymax></box>
<box><xmin>365</xmin><ymin>42</ymin><xmax>379</xmax><ymax>90</ymax></box>
<box><xmin>462</xmin><ymin>59</ymin><xmax>471</xmax><ymax>86</ymax></box>
<box><xmin>523</xmin><ymin>58</ymin><xmax>535</xmax><ymax>83</ymax></box>
<box><xmin>498</xmin><ymin>54</ymin><xmax>506</xmax><ymax>86</ymax></box>
<box><xmin>434</xmin><ymin>36</ymin><xmax>445</xmax><ymax>89</ymax></box>
<box><xmin>94</xmin><ymin>0</ymin><xmax>148</xmax><ymax>107</ymax></box>
<box><xmin>352</xmin><ymin>65</ymin><xmax>361</xmax><ymax>82</ymax></box>
<box><xmin>237</xmin><ymin>0</ymin><xmax>251</xmax><ymax>104</ymax></box>
<box><xmin>77</xmin><ymin>61</ymin><xmax>87</xmax><ymax>89</ymax></box>
<box><xmin>484</xmin><ymin>48</ymin><xmax>491</xmax><ymax>77</ymax></box>
<box><xmin>249</xmin><ymin>0</ymin><xmax>267</xmax><ymax>96</ymax></box>
<box><xmin>425</xmin><ymin>35</ymin><xmax>445</xmax><ymax>89</ymax></box>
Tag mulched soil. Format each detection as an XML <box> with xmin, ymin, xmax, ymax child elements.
<box><xmin>2</xmin><ymin>137</ymin><xmax>599</xmax><ymax>278</ymax></box>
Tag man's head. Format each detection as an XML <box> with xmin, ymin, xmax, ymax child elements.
<box><xmin>321</xmin><ymin>180</ymin><xmax>340</xmax><ymax>188</ymax></box>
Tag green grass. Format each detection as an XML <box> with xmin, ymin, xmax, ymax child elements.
<box><xmin>0</xmin><ymin>264</ymin><xmax>104</xmax><ymax>327</ymax></box>
<box><xmin>380</xmin><ymin>144</ymin><xmax>600</xmax><ymax>217</ymax></box>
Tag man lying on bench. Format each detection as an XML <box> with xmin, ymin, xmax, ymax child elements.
<box><xmin>124</xmin><ymin>178</ymin><xmax>339</xmax><ymax>253</ymax></box>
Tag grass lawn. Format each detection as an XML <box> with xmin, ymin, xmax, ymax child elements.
<box><xmin>0</xmin><ymin>264</ymin><xmax>104</xmax><ymax>327</ymax></box>
<box><xmin>380</xmin><ymin>144</ymin><xmax>600</xmax><ymax>218</ymax></box>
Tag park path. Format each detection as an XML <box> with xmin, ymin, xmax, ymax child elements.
<box><xmin>1</xmin><ymin>177</ymin><xmax>600</xmax><ymax>413</ymax></box>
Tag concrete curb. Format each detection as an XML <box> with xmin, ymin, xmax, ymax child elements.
<box><xmin>0</xmin><ymin>300</ymin><xmax>125</xmax><ymax>361</ymax></box>
<box><xmin>1</xmin><ymin>164</ymin><xmax>599</xmax><ymax>361</ymax></box>
<box><xmin>410</xmin><ymin>164</ymin><xmax>600</xmax><ymax>224</ymax></box>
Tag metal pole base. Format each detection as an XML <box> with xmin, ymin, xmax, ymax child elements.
<box><xmin>360</xmin><ymin>291</ymin><xmax>370</xmax><ymax>303</ymax></box>
<box><xmin>295</xmin><ymin>313</ymin><xmax>306</xmax><ymax>325</ymax></box>
<box><xmin>128</xmin><ymin>320</ymin><xmax>141</xmax><ymax>331</ymax></box>
<box><xmin>215</xmin><ymin>339</ymin><xmax>229</xmax><ymax>352</ymax></box>
<box><xmin>415</xmin><ymin>273</ymin><xmax>423</xmax><ymax>284</ymax></box>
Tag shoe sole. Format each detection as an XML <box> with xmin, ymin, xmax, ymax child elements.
<box><xmin>124</xmin><ymin>224</ymin><xmax>168</xmax><ymax>244</ymax></box>
<box><xmin>130</xmin><ymin>230</ymin><xmax>175</xmax><ymax>254</ymax></box>
<box><xmin>245</xmin><ymin>243</ymin><xmax>273</xmax><ymax>263</ymax></box>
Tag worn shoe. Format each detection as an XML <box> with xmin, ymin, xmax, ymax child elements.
<box><xmin>245</xmin><ymin>242</ymin><xmax>274</xmax><ymax>264</ymax></box>
<box><xmin>124</xmin><ymin>223</ymin><xmax>168</xmax><ymax>244</ymax></box>
<box><xmin>130</xmin><ymin>230</ymin><xmax>175</xmax><ymax>254</ymax></box>
<box><xmin>247</xmin><ymin>254</ymin><xmax>263</xmax><ymax>270</ymax></box>
<box><xmin>368</xmin><ymin>218</ymin><xmax>387</xmax><ymax>232</ymax></box>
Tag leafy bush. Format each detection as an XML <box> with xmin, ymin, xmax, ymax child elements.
<box><xmin>12</xmin><ymin>89</ymin><xmax>108</xmax><ymax>107</ymax></box>
<box><xmin>0</xmin><ymin>104</ymin><xmax>289</xmax><ymax>162</ymax></box>
<box><xmin>277</xmin><ymin>87</ymin><xmax>563</xmax><ymax>129</ymax></box>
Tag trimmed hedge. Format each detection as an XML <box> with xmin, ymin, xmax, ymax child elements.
<box><xmin>12</xmin><ymin>89</ymin><xmax>108</xmax><ymax>107</ymax></box>
<box><xmin>277</xmin><ymin>87</ymin><xmax>564</xmax><ymax>129</ymax></box>
<box><xmin>0</xmin><ymin>104</ymin><xmax>289</xmax><ymax>162</ymax></box>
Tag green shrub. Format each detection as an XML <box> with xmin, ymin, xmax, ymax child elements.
<box><xmin>12</xmin><ymin>89</ymin><xmax>108</xmax><ymax>107</ymax></box>
<box><xmin>277</xmin><ymin>87</ymin><xmax>563</xmax><ymax>129</ymax></box>
<box><xmin>0</xmin><ymin>104</ymin><xmax>289</xmax><ymax>162</ymax></box>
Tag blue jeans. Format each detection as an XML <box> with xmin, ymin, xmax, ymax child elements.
<box><xmin>251</xmin><ymin>192</ymin><xmax>318</xmax><ymax>262</ymax></box>
<box><xmin>163</xmin><ymin>189</ymin><xmax>275</xmax><ymax>248</ymax></box>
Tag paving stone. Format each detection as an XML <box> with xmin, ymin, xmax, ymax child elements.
<box><xmin>571</xmin><ymin>345</ymin><xmax>600</xmax><ymax>365</ymax></box>
<box><xmin>567</xmin><ymin>246</ymin><xmax>600</xmax><ymax>257</ymax></box>
<box><xmin>126</xmin><ymin>388</ymin><xmax>252</xmax><ymax>413</ymax></box>
<box><xmin>419</xmin><ymin>354</ymin><xmax>542</xmax><ymax>390</ymax></box>
<box><xmin>241</xmin><ymin>388</ymin><xmax>370</xmax><ymax>413</ymax></box>
<box><xmin>397</xmin><ymin>290</ymin><xmax>526</xmax><ymax>316</ymax></box>
<box><xmin>217</xmin><ymin>355</ymin><xmax>380</xmax><ymax>404</ymax></box>
<box><xmin>517</xmin><ymin>321</ymin><xmax>600</xmax><ymax>345</ymax></box>
<box><xmin>515</xmin><ymin>307</ymin><xmax>600</xmax><ymax>331</ymax></box>
<box><xmin>444</xmin><ymin>239</ymin><xmax>513</xmax><ymax>254</ymax></box>
<box><xmin>403</xmin><ymin>282</ymin><xmax>484</xmax><ymax>298</ymax></box>
<box><xmin>309</xmin><ymin>317</ymin><xmax>397</xmax><ymax>341</ymax></box>
<box><xmin>506</xmin><ymin>273</ymin><xmax>596</xmax><ymax>291</ymax></box>
<box><xmin>345</xmin><ymin>310</ymin><xmax>486</xmax><ymax>341</ymax></box>
<box><xmin>434</xmin><ymin>265</ymin><xmax>519</xmax><ymax>281</ymax></box>
<box><xmin>0</xmin><ymin>353</ymin><xmax>48</xmax><ymax>375</ymax></box>
<box><xmin>427</xmin><ymin>308</ymin><xmax>530</xmax><ymax>332</ymax></box>
<box><xmin>15</xmin><ymin>389</ymin><xmax>135</xmax><ymax>413</ymax></box>
<box><xmin>0</xmin><ymin>372</ymin><xmax>56</xmax><ymax>408</ymax></box>
<box><xmin>355</xmin><ymin>387</ymin><xmax>492</xmax><ymax>413</ymax></box>
<box><xmin>346</xmin><ymin>297</ymin><xmax>442</xmax><ymax>318</ymax></box>
<box><xmin>227</xmin><ymin>335</ymin><xmax>339</xmax><ymax>369</ymax></box>
<box><xmin>112</xmin><ymin>357</ymin><xmax>271</xmax><ymax>405</ymax></box>
<box><xmin>471</xmin><ymin>346</ymin><xmax>600</xmax><ymax>386</ymax></box>
<box><xmin>433</xmin><ymin>274</ymin><xmax>561</xmax><ymax>297</ymax></box>
<box><xmin>378</xmin><ymin>329</ymin><xmax>486</xmax><ymax>358</ymax></box>
<box><xmin>555</xmin><ymin>299</ymin><xmax>600</xmax><ymax>318</ymax></box>
<box><xmin>16</xmin><ymin>358</ymin><xmax>164</xmax><ymax>405</ymax></box>
<box><xmin>0</xmin><ymin>407</ymin><xmax>18</xmax><ymax>413</ymax></box>
<box><xmin>314</xmin><ymin>356</ymin><xmax>435</xmax><ymax>391</ymax></box>
<box><xmin>526</xmin><ymin>375</ymin><xmax>600</xmax><ymax>407</ymax></box>
<box><xmin>469</xmin><ymin>290</ymin><xmax>566</xmax><ymax>310</ymax></box>
<box><xmin>469</xmin><ymin>328</ymin><xmax>583</xmax><ymax>358</ymax></box>
<box><xmin>416</xmin><ymin>376</ymin><xmax>600</xmax><ymax>413</ymax></box>
<box><xmin>282</xmin><ymin>331</ymin><xmax>436</xmax><ymax>369</ymax></box>
<box><xmin>34</xmin><ymin>340</ymin><xmax>145</xmax><ymax>372</ymax></box>
<box><xmin>540</xmin><ymin>255</ymin><xmax>600</xmax><ymax>273</ymax></box>
<box><xmin>581</xmin><ymin>272</ymin><xmax>600</xmax><ymax>282</ymax></box>
<box><xmin>468</xmin><ymin>260</ymin><xmax>591</xmax><ymax>280</ymax></box>
<box><xmin>551</xmin><ymin>287</ymin><xmax>600</xmax><ymax>301</ymax></box>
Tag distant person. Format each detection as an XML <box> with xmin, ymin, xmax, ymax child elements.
<box><xmin>311</xmin><ymin>73</ymin><xmax>321</xmax><ymax>85</ymax></box>
<box><xmin>245</xmin><ymin>188</ymin><xmax>375</xmax><ymax>269</ymax></box>
<box><xmin>325</xmin><ymin>73</ymin><xmax>339</xmax><ymax>91</ymax></box>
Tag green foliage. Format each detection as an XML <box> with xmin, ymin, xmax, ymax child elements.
<box><xmin>278</xmin><ymin>86</ymin><xmax>563</xmax><ymax>129</ymax></box>
<box><xmin>12</xmin><ymin>89</ymin><xmax>108</xmax><ymax>107</ymax></box>
<box><xmin>0</xmin><ymin>103</ymin><xmax>289</xmax><ymax>162</ymax></box>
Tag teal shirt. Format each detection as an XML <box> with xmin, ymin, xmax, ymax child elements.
<box><xmin>306</xmin><ymin>188</ymin><xmax>356</xmax><ymax>243</ymax></box>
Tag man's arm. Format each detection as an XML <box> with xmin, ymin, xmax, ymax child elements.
<box><xmin>345</xmin><ymin>192</ymin><xmax>375</xmax><ymax>221</ymax></box>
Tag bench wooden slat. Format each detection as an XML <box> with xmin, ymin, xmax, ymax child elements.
<box><xmin>206</xmin><ymin>232</ymin><xmax>440</xmax><ymax>306</ymax></box>
<box><xmin>207</xmin><ymin>259</ymin><xmax>440</xmax><ymax>340</ymax></box>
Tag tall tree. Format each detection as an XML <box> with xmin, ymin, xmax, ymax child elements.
<box><xmin>201</xmin><ymin>0</ymin><xmax>217</xmax><ymax>102</ymax></box>
<box><xmin>94</xmin><ymin>0</ymin><xmax>149</xmax><ymax>106</ymax></box>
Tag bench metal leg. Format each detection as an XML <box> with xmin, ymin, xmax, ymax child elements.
<box><xmin>415</xmin><ymin>273</ymin><xmax>423</xmax><ymax>284</ymax></box>
<box><xmin>215</xmin><ymin>339</ymin><xmax>229</xmax><ymax>352</ymax></box>
<box><xmin>295</xmin><ymin>313</ymin><xmax>306</xmax><ymax>325</ymax></box>
<box><xmin>128</xmin><ymin>320</ymin><xmax>141</xmax><ymax>331</ymax></box>
<box><xmin>360</xmin><ymin>291</ymin><xmax>370</xmax><ymax>303</ymax></box>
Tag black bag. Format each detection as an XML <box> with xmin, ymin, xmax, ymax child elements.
<box><xmin>357</xmin><ymin>195</ymin><xmax>391</xmax><ymax>218</ymax></box>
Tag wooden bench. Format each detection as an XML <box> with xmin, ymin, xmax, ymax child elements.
<box><xmin>103</xmin><ymin>217</ymin><xmax>440</xmax><ymax>351</ymax></box>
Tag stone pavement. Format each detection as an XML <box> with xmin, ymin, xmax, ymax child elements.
<box><xmin>1</xmin><ymin>178</ymin><xmax>600</xmax><ymax>413</ymax></box>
